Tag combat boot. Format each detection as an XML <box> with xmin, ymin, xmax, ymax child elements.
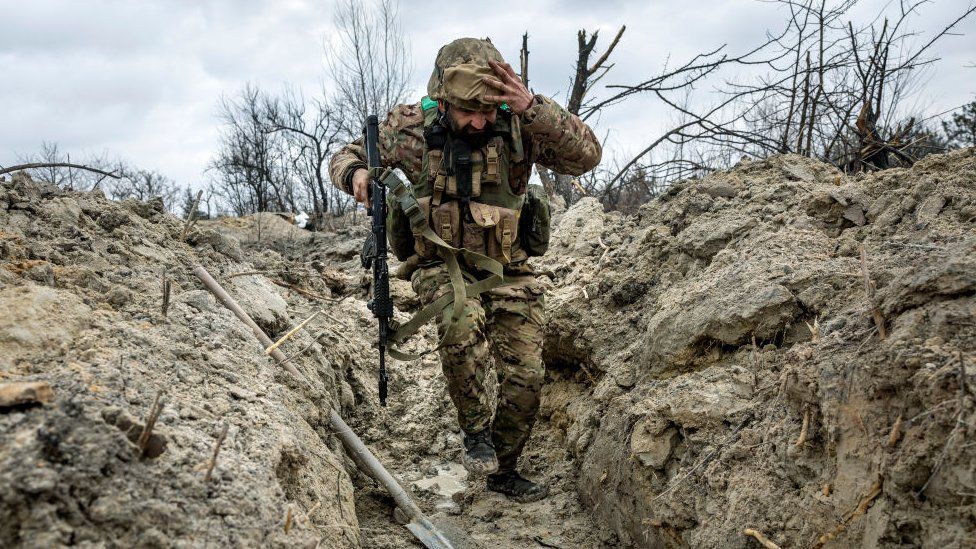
<box><xmin>462</xmin><ymin>429</ymin><xmax>498</xmax><ymax>477</ymax></box>
<box><xmin>486</xmin><ymin>470</ymin><xmax>549</xmax><ymax>503</ymax></box>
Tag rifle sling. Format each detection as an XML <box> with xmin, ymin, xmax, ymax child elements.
<box><xmin>374</xmin><ymin>167</ymin><xmax>506</xmax><ymax>361</ymax></box>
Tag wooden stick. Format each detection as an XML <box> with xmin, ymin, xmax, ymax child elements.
<box><xmin>859</xmin><ymin>245</ymin><xmax>887</xmax><ymax>339</ymax></box>
<box><xmin>271</xmin><ymin>279</ymin><xmax>337</xmax><ymax>301</ymax></box>
<box><xmin>194</xmin><ymin>264</ymin><xmax>456</xmax><ymax>548</ymax></box>
<box><xmin>205</xmin><ymin>422</ymin><xmax>230</xmax><ymax>483</ymax></box>
<box><xmin>161</xmin><ymin>276</ymin><xmax>171</xmax><ymax>318</ymax></box>
<box><xmin>266</xmin><ymin>310</ymin><xmax>322</xmax><ymax>355</ymax></box>
<box><xmin>0</xmin><ymin>162</ymin><xmax>120</xmax><ymax>179</ymax></box>
<box><xmin>192</xmin><ymin>265</ymin><xmax>305</xmax><ymax>380</ymax></box>
<box><xmin>180</xmin><ymin>190</ymin><xmax>203</xmax><ymax>240</ymax></box>
<box><xmin>743</xmin><ymin>528</ymin><xmax>781</xmax><ymax>549</ymax></box>
<box><xmin>137</xmin><ymin>392</ymin><xmax>164</xmax><ymax>457</ymax></box>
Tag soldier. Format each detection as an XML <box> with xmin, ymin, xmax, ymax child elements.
<box><xmin>329</xmin><ymin>37</ymin><xmax>601</xmax><ymax>502</ymax></box>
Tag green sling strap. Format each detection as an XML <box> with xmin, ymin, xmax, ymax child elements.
<box><xmin>371</xmin><ymin>167</ymin><xmax>507</xmax><ymax>361</ymax></box>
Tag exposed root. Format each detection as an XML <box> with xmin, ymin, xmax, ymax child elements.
<box><xmin>743</xmin><ymin>528</ymin><xmax>781</xmax><ymax>548</ymax></box>
<box><xmin>652</xmin><ymin>414</ymin><xmax>754</xmax><ymax>502</ymax></box>
<box><xmin>161</xmin><ymin>275</ymin><xmax>171</xmax><ymax>318</ymax></box>
<box><xmin>805</xmin><ymin>317</ymin><xmax>821</xmax><ymax>342</ymax></box>
<box><xmin>180</xmin><ymin>190</ymin><xmax>203</xmax><ymax>240</ymax></box>
<box><xmin>814</xmin><ymin>476</ymin><xmax>884</xmax><ymax>548</ymax></box>
<box><xmin>795</xmin><ymin>406</ymin><xmax>811</xmax><ymax>447</ymax></box>
<box><xmin>886</xmin><ymin>415</ymin><xmax>903</xmax><ymax>448</ymax></box>
<box><xmin>283</xmin><ymin>505</ymin><xmax>294</xmax><ymax>534</ymax></box>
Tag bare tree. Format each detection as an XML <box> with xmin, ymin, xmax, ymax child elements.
<box><xmin>594</xmin><ymin>0</ymin><xmax>976</xmax><ymax>205</ymax></box>
<box><xmin>12</xmin><ymin>143</ymin><xmax>183</xmax><ymax>211</ymax></box>
<box><xmin>14</xmin><ymin>142</ymin><xmax>119</xmax><ymax>190</ymax></box>
<box><xmin>942</xmin><ymin>101</ymin><xmax>976</xmax><ymax>148</ymax></box>
<box><xmin>110</xmin><ymin>166</ymin><xmax>181</xmax><ymax>212</ymax></box>
<box><xmin>209</xmin><ymin>84</ymin><xmax>298</xmax><ymax>216</ymax></box>
<box><xmin>264</xmin><ymin>88</ymin><xmax>353</xmax><ymax>224</ymax></box>
<box><xmin>325</xmin><ymin>0</ymin><xmax>412</xmax><ymax>139</ymax></box>
<box><xmin>529</xmin><ymin>26</ymin><xmax>626</xmax><ymax>207</ymax></box>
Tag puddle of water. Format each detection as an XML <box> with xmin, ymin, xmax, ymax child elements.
<box><xmin>412</xmin><ymin>461</ymin><xmax>468</xmax><ymax>499</ymax></box>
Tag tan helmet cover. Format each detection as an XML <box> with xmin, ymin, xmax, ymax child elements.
<box><xmin>428</xmin><ymin>37</ymin><xmax>505</xmax><ymax>111</ymax></box>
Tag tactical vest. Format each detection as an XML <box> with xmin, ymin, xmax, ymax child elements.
<box><xmin>378</xmin><ymin>98</ymin><xmax>551</xmax><ymax>360</ymax></box>
<box><xmin>410</xmin><ymin>98</ymin><xmax>528</xmax><ymax>266</ymax></box>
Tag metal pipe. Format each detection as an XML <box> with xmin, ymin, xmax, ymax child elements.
<box><xmin>191</xmin><ymin>264</ymin><xmax>455</xmax><ymax>548</ymax></box>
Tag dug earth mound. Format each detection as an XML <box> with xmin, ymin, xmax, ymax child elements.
<box><xmin>1</xmin><ymin>148</ymin><xmax>974</xmax><ymax>548</ymax></box>
<box><xmin>543</xmin><ymin>149</ymin><xmax>976</xmax><ymax>547</ymax></box>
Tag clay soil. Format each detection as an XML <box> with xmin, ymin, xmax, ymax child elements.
<box><xmin>2</xmin><ymin>148</ymin><xmax>974</xmax><ymax>548</ymax></box>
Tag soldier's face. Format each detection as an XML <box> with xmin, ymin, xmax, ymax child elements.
<box><xmin>442</xmin><ymin>102</ymin><xmax>497</xmax><ymax>136</ymax></box>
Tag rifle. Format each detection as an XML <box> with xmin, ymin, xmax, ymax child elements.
<box><xmin>360</xmin><ymin>114</ymin><xmax>393</xmax><ymax>406</ymax></box>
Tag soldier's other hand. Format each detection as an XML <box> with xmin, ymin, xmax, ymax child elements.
<box><xmin>484</xmin><ymin>60</ymin><xmax>535</xmax><ymax>115</ymax></box>
<box><xmin>352</xmin><ymin>168</ymin><xmax>369</xmax><ymax>205</ymax></box>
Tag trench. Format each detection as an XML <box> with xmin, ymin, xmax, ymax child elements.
<box><xmin>337</xmin><ymin>324</ymin><xmax>620</xmax><ymax>548</ymax></box>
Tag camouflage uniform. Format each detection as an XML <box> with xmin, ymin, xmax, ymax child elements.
<box><xmin>329</xmin><ymin>38</ymin><xmax>600</xmax><ymax>472</ymax></box>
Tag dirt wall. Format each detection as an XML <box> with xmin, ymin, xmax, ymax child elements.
<box><xmin>540</xmin><ymin>149</ymin><xmax>976</xmax><ymax>548</ymax></box>
<box><xmin>0</xmin><ymin>175</ymin><xmax>361</xmax><ymax>548</ymax></box>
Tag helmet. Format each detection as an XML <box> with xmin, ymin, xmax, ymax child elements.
<box><xmin>427</xmin><ymin>37</ymin><xmax>505</xmax><ymax>112</ymax></box>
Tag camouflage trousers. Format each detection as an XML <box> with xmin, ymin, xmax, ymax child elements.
<box><xmin>411</xmin><ymin>262</ymin><xmax>546</xmax><ymax>472</ymax></box>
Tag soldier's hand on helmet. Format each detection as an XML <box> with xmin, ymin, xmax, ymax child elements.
<box><xmin>352</xmin><ymin>168</ymin><xmax>369</xmax><ymax>205</ymax></box>
<box><xmin>484</xmin><ymin>60</ymin><xmax>536</xmax><ymax>115</ymax></box>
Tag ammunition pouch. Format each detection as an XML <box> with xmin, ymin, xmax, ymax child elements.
<box><xmin>518</xmin><ymin>185</ymin><xmax>551</xmax><ymax>257</ymax></box>
<box><xmin>378</xmin><ymin>170</ymin><xmax>508</xmax><ymax>362</ymax></box>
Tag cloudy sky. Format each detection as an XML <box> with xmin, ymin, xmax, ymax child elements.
<box><xmin>1</xmin><ymin>0</ymin><xmax>973</xmax><ymax>186</ymax></box>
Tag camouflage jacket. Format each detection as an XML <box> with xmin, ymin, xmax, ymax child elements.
<box><xmin>328</xmin><ymin>95</ymin><xmax>602</xmax><ymax>195</ymax></box>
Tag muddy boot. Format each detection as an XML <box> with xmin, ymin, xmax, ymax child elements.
<box><xmin>462</xmin><ymin>429</ymin><xmax>498</xmax><ymax>477</ymax></box>
<box><xmin>486</xmin><ymin>470</ymin><xmax>549</xmax><ymax>503</ymax></box>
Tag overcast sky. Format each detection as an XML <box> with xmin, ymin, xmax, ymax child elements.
<box><xmin>1</xmin><ymin>0</ymin><xmax>973</xmax><ymax>186</ymax></box>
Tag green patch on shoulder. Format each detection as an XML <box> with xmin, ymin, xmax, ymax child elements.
<box><xmin>421</xmin><ymin>96</ymin><xmax>438</xmax><ymax>111</ymax></box>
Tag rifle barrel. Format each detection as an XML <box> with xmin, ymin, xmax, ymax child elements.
<box><xmin>364</xmin><ymin>114</ymin><xmax>392</xmax><ymax>406</ymax></box>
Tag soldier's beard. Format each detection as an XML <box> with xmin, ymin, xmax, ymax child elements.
<box><xmin>445</xmin><ymin>113</ymin><xmax>493</xmax><ymax>148</ymax></box>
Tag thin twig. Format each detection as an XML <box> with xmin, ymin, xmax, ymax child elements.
<box><xmin>161</xmin><ymin>275</ymin><xmax>171</xmax><ymax>318</ymax></box>
<box><xmin>652</xmin><ymin>414</ymin><xmax>754</xmax><ymax>502</ymax></box>
<box><xmin>266</xmin><ymin>310</ymin><xmax>322</xmax><ymax>355</ymax></box>
<box><xmin>916</xmin><ymin>411</ymin><xmax>964</xmax><ymax>497</ymax></box>
<box><xmin>137</xmin><ymin>391</ymin><xmax>165</xmax><ymax>457</ymax></box>
<box><xmin>0</xmin><ymin>162</ymin><xmax>121</xmax><ymax>179</ymax></box>
<box><xmin>859</xmin><ymin>245</ymin><xmax>887</xmax><ymax>339</ymax></box>
<box><xmin>272</xmin><ymin>279</ymin><xmax>338</xmax><ymax>301</ymax></box>
<box><xmin>205</xmin><ymin>422</ymin><xmax>230</xmax><ymax>483</ymax></box>
<box><xmin>225</xmin><ymin>269</ymin><xmax>312</xmax><ymax>279</ymax></box>
<box><xmin>180</xmin><ymin>190</ymin><xmax>203</xmax><ymax>241</ymax></box>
